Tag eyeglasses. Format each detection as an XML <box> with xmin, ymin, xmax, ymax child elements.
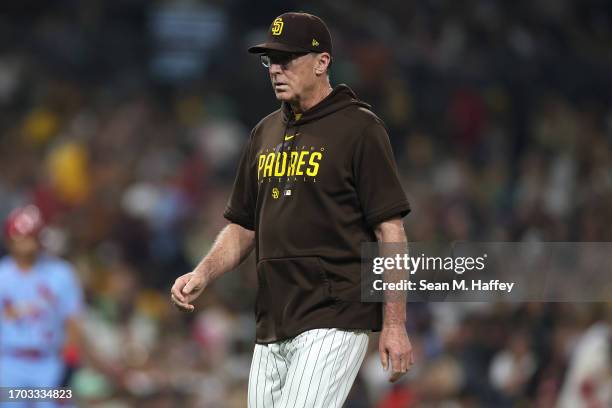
<box><xmin>260</xmin><ymin>52</ymin><xmax>308</xmax><ymax>69</ymax></box>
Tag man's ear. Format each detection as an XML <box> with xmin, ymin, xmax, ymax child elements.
<box><xmin>314</xmin><ymin>53</ymin><xmax>331</xmax><ymax>75</ymax></box>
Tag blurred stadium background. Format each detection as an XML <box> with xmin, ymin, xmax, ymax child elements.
<box><xmin>1</xmin><ymin>0</ymin><xmax>611</xmax><ymax>406</ymax></box>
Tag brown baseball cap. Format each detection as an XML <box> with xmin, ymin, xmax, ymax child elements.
<box><xmin>248</xmin><ymin>12</ymin><xmax>332</xmax><ymax>55</ymax></box>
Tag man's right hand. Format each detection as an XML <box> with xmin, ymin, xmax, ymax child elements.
<box><xmin>170</xmin><ymin>272</ymin><xmax>208</xmax><ymax>312</ymax></box>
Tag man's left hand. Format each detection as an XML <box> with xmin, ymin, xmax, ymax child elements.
<box><xmin>379</xmin><ymin>325</ymin><xmax>414</xmax><ymax>383</ymax></box>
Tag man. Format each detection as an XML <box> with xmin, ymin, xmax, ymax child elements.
<box><xmin>0</xmin><ymin>205</ymin><xmax>82</xmax><ymax>407</ymax></box>
<box><xmin>171</xmin><ymin>12</ymin><xmax>414</xmax><ymax>407</ymax></box>
<box><xmin>0</xmin><ymin>205</ymin><xmax>121</xmax><ymax>407</ymax></box>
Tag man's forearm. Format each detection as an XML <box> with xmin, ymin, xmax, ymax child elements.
<box><xmin>374</xmin><ymin>218</ymin><xmax>408</xmax><ymax>328</ymax></box>
<box><xmin>193</xmin><ymin>223</ymin><xmax>255</xmax><ymax>283</ymax></box>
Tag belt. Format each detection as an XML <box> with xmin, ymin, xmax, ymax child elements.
<box><xmin>1</xmin><ymin>348</ymin><xmax>54</xmax><ymax>359</ymax></box>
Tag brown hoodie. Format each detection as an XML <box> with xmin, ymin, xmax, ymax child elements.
<box><xmin>224</xmin><ymin>84</ymin><xmax>410</xmax><ymax>343</ymax></box>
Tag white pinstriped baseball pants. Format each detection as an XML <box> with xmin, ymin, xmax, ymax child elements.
<box><xmin>247</xmin><ymin>328</ymin><xmax>369</xmax><ymax>408</ymax></box>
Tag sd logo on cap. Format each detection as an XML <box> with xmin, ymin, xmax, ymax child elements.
<box><xmin>271</xmin><ymin>17</ymin><xmax>284</xmax><ymax>36</ymax></box>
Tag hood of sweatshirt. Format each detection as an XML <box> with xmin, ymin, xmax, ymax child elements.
<box><xmin>280</xmin><ymin>84</ymin><xmax>371</xmax><ymax>125</ymax></box>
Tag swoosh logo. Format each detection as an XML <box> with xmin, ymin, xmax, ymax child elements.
<box><xmin>284</xmin><ymin>135</ymin><xmax>294</xmax><ymax>141</ymax></box>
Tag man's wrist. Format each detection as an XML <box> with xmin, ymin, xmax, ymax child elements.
<box><xmin>192</xmin><ymin>265</ymin><xmax>211</xmax><ymax>283</ymax></box>
<box><xmin>382</xmin><ymin>322</ymin><xmax>406</xmax><ymax>329</ymax></box>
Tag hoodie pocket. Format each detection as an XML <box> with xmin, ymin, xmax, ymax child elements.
<box><xmin>256</xmin><ymin>257</ymin><xmax>338</xmax><ymax>325</ymax></box>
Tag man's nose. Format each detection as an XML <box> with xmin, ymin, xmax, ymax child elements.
<box><xmin>268</xmin><ymin>63</ymin><xmax>283</xmax><ymax>74</ymax></box>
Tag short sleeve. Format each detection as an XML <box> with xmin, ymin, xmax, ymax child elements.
<box><xmin>58</xmin><ymin>264</ymin><xmax>84</xmax><ymax>320</ymax></box>
<box><xmin>353</xmin><ymin>122</ymin><xmax>410</xmax><ymax>227</ymax></box>
<box><xmin>224</xmin><ymin>132</ymin><xmax>257</xmax><ymax>230</ymax></box>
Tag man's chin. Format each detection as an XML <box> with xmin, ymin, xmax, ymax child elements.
<box><xmin>274</xmin><ymin>90</ymin><xmax>294</xmax><ymax>102</ymax></box>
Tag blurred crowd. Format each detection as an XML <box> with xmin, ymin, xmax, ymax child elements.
<box><xmin>1</xmin><ymin>0</ymin><xmax>611</xmax><ymax>407</ymax></box>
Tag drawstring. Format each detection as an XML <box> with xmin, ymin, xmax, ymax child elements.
<box><xmin>278</xmin><ymin>121</ymin><xmax>290</xmax><ymax>157</ymax></box>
